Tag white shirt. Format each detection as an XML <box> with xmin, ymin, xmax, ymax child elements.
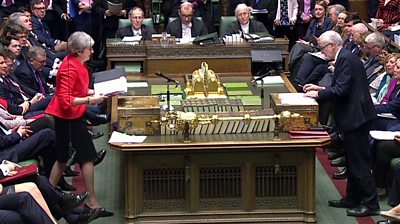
<box><xmin>131</xmin><ymin>27</ymin><xmax>141</xmax><ymax>36</ymax></box>
<box><xmin>182</xmin><ymin>23</ymin><xmax>192</xmax><ymax>40</ymax></box>
<box><xmin>240</xmin><ymin>23</ymin><xmax>250</xmax><ymax>34</ymax></box>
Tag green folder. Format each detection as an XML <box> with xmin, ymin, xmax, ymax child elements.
<box><xmin>230</xmin><ymin>96</ymin><xmax>261</xmax><ymax>106</ymax></box>
<box><xmin>226</xmin><ymin>90</ymin><xmax>253</xmax><ymax>96</ymax></box>
<box><xmin>224</xmin><ymin>82</ymin><xmax>249</xmax><ymax>91</ymax></box>
<box><xmin>151</xmin><ymin>85</ymin><xmax>182</xmax><ymax>95</ymax></box>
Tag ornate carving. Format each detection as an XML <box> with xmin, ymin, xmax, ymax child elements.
<box><xmin>200</xmin><ymin>198</ymin><xmax>242</xmax><ymax>210</ymax></box>
<box><xmin>143</xmin><ymin>200</ymin><xmax>186</xmax><ymax>212</ymax></box>
<box><xmin>255</xmin><ymin>197</ymin><xmax>298</xmax><ymax>209</ymax></box>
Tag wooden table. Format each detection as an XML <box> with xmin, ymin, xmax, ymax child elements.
<box><xmin>106</xmin><ymin>38</ymin><xmax>289</xmax><ymax>78</ymax></box>
<box><xmin>110</xmin><ymin>133</ymin><xmax>329</xmax><ymax>224</ymax></box>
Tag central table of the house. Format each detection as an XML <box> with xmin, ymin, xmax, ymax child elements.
<box><xmin>108</xmin><ymin>73</ymin><xmax>330</xmax><ymax>223</ymax></box>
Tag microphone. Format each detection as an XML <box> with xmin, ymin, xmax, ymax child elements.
<box><xmin>155</xmin><ymin>71</ymin><xmax>179</xmax><ymax>84</ymax></box>
<box><xmin>252</xmin><ymin>70</ymin><xmax>276</xmax><ymax>83</ymax></box>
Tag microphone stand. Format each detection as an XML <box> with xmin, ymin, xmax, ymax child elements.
<box><xmin>252</xmin><ymin>78</ymin><xmax>265</xmax><ymax>110</ymax></box>
<box><xmin>260</xmin><ymin>79</ymin><xmax>265</xmax><ymax>110</ymax></box>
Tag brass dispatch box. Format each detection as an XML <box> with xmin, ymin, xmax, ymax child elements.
<box><xmin>117</xmin><ymin>96</ymin><xmax>161</xmax><ymax>135</ymax></box>
<box><xmin>270</xmin><ymin>93</ymin><xmax>319</xmax><ymax>125</ymax></box>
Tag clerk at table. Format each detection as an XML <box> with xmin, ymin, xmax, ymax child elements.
<box><xmin>115</xmin><ymin>7</ymin><xmax>156</xmax><ymax>40</ymax></box>
<box><xmin>165</xmin><ymin>2</ymin><xmax>208</xmax><ymax>39</ymax></box>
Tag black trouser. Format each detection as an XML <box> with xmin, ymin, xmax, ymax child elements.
<box><xmin>374</xmin><ymin>140</ymin><xmax>400</xmax><ymax>188</ymax></box>
<box><xmin>0</xmin><ymin>192</ymin><xmax>53</xmax><ymax>224</ymax></box>
<box><xmin>345</xmin><ymin>121</ymin><xmax>380</xmax><ymax>210</ymax></box>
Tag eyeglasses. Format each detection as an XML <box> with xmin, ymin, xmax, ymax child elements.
<box><xmin>32</xmin><ymin>58</ymin><xmax>46</xmax><ymax>64</ymax></box>
<box><xmin>180</xmin><ymin>14</ymin><xmax>193</xmax><ymax>18</ymax></box>
<box><xmin>320</xmin><ymin>43</ymin><xmax>332</xmax><ymax>51</ymax></box>
<box><xmin>34</xmin><ymin>7</ymin><xmax>46</xmax><ymax>10</ymax></box>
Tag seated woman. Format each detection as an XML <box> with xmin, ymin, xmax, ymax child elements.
<box><xmin>375</xmin><ymin>57</ymin><xmax>400</xmax><ymax>130</ymax></box>
<box><xmin>297</xmin><ymin>0</ymin><xmax>333</xmax><ymax>45</ymax></box>
<box><xmin>371</xmin><ymin>53</ymin><xmax>399</xmax><ymax>103</ymax></box>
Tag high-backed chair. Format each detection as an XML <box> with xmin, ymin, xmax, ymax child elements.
<box><xmin>219</xmin><ymin>16</ymin><xmax>237</xmax><ymax>37</ymax></box>
<box><xmin>118</xmin><ymin>18</ymin><xmax>154</xmax><ymax>29</ymax></box>
<box><xmin>167</xmin><ymin>17</ymin><xmax>202</xmax><ymax>25</ymax></box>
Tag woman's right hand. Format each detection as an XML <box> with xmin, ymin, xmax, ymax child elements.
<box><xmin>88</xmin><ymin>95</ymin><xmax>107</xmax><ymax>105</ymax></box>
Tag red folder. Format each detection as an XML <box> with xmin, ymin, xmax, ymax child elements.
<box><xmin>0</xmin><ymin>164</ymin><xmax>38</xmax><ymax>184</ymax></box>
<box><xmin>288</xmin><ymin>130</ymin><xmax>330</xmax><ymax>139</ymax></box>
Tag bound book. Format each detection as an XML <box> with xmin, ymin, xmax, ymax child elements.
<box><xmin>0</xmin><ymin>164</ymin><xmax>38</xmax><ymax>184</ymax></box>
<box><xmin>288</xmin><ymin>130</ymin><xmax>330</xmax><ymax>139</ymax></box>
<box><xmin>93</xmin><ymin>67</ymin><xmax>127</xmax><ymax>96</ymax></box>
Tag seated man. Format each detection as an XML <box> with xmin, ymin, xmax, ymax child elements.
<box><xmin>30</xmin><ymin>0</ymin><xmax>67</xmax><ymax>53</ymax></box>
<box><xmin>115</xmin><ymin>7</ymin><xmax>156</xmax><ymax>40</ymax></box>
<box><xmin>223</xmin><ymin>3</ymin><xmax>268</xmax><ymax>37</ymax></box>
<box><xmin>14</xmin><ymin>46</ymin><xmax>53</xmax><ymax>94</ymax></box>
<box><xmin>165</xmin><ymin>2</ymin><xmax>208</xmax><ymax>39</ymax></box>
<box><xmin>0</xmin><ymin>50</ymin><xmax>50</xmax><ymax>117</ymax></box>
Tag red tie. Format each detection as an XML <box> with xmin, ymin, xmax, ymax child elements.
<box><xmin>5</xmin><ymin>0</ymin><xmax>13</xmax><ymax>6</ymax></box>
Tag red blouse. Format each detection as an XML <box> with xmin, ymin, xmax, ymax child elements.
<box><xmin>45</xmin><ymin>55</ymin><xmax>89</xmax><ymax>119</ymax></box>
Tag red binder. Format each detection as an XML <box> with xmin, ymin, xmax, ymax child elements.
<box><xmin>0</xmin><ymin>164</ymin><xmax>38</xmax><ymax>184</ymax></box>
<box><xmin>288</xmin><ymin>130</ymin><xmax>330</xmax><ymax>139</ymax></box>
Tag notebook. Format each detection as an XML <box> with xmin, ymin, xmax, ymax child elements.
<box><xmin>0</xmin><ymin>164</ymin><xmax>38</xmax><ymax>184</ymax></box>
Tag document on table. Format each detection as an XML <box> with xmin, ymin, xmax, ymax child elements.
<box><xmin>278</xmin><ymin>93</ymin><xmax>318</xmax><ymax>105</ymax></box>
<box><xmin>108</xmin><ymin>131</ymin><xmax>147</xmax><ymax>143</ymax></box>
<box><xmin>370</xmin><ymin>130</ymin><xmax>400</xmax><ymax>140</ymax></box>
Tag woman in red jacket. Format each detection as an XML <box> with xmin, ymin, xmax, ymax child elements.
<box><xmin>45</xmin><ymin>31</ymin><xmax>110</xmax><ymax>216</ymax></box>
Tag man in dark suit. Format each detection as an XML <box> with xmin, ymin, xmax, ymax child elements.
<box><xmin>14</xmin><ymin>46</ymin><xmax>51</xmax><ymax>94</ymax></box>
<box><xmin>166</xmin><ymin>2</ymin><xmax>208</xmax><ymax>39</ymax></box>
<box><xmin>52</xmin><ymin>0</ymin><xmax>76</xmax><ymax>40</ymax></box>
<box><xmin>30</xmin><ymin>0</ymin><xmax>67</xmax><ymax>53</ymax></box>
<box><xmin>115</xmin><ymin>7</ymin><xmax>156</xmax><ymax>40</ymax></box>
<box><xmin>0</xmin><ymin>50</ymin><xmax>50</xmax><ymax>117</ymax></box>
<box><xmin>223</xmin><ymin>3</ymin><xmax>268</xmax><ymax>37</ymax></box>
<box><xmin>249</xmin><ymin>0</ymin><xmax>277</xmax><ymax>35</ymax></box>
<box><xmin>304</xmin><ymin>30</ymin><xmax>380</xmax><ymax>216</ymax></box>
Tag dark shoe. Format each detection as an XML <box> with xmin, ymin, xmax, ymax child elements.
<box><xmin>64</xmin><ymin>166</ymin><xmax>80</xmax><ymax>177</ymax></box>
<box><xmin>90</xmin><ymin>114</ymin><xmax>110</xmax><ymax>126</ymax></box>
<box><xmin>328</xmin><ymin>152</ymin><xmax>344</xmax><ymax>160</ymax></box>
<box><xmin>60</xmin><ymin>191</ymin><xmax>88</xmax><ymax>212</ymax></box>
<box><xmin>330</xmin><ymin>156</ymin><xmax>346</xmax><ymax>167</ymax></box>
<box><xmin>332</xmin><ymin>168</ymin><xmax>347</xmax><ymax>179</ymax></box>
<box><xmin>98</xmin><ymin>207</ymin><xmax>114</xmax><ymax>217</ymax></box>
<box><xmin>84</xmin><ymin>204</ymin><xmax>114</xmax><ymax>217</ymax></box>
<box><xmin>94</xmin><ymin>149</ymin><xmax>106</xmax><ymax>166</ymax></box>
<box><xmin>78</xmin><ymin>207</ymin><xmax>102</xmax><ymax>224</ymax></box>
<box><xmin>347</xmin><ymin>205</ymin><xmax>380</xmax><ymax>217</ymax></box>
<box><xmin>57</xmin><ymin>177</ymin><xmax>77</xmax><ymax>191</ymax></box>
<box><xmin>328</xmin><ymin>198</ymin><xmax>357</xmax><ymax>208</ymax></box>
<box><xmin>90</xmin><ymin>131</ymin><xmax>104</xmax><ymax>140</ymax></box>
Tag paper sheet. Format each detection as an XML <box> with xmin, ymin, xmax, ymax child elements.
<box><xmin>278</xmin><ymin>93</ymin><xmax>318</xmax><ymax>105</ymax></box>
<box><xmin>108</xmin><ymin>131</ymin><xmax>147</xmax><ymax>143</ymax></box>
<box><xmin>370</xmin><ymin>130</ymin><xmax>400</xmax><ymax>140</ymax></box>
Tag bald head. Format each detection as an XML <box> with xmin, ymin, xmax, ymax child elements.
<box><xmin>179</xmin><ymin>2</ymin><xmax>194</xmax><ymax>25</ymax></box>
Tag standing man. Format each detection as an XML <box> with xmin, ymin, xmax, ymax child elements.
<box><xmin>166</xmin><ymin>2</ymin><xmax>208</xmax><ymax>39</ymax></box>
<box><xmin>303</xmin><ymin>30</ymin><xmax>380</xmax><ymax>217</ymax></box>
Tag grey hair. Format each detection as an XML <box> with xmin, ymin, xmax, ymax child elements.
<box><xmin>365</xmin><ymin>32</ymin><xmax>386</xmax><ymax>47</ymax></box>
<box><xmin>328</xmin><ymin>4</ymin><xmax>346</xmax><ymax>16</ymax></box>
<box><xmin>27</xmin><ymin>46</ymin><xmax>45</xmax><ymax>60</ymax></box>
<box><xmin>352</xmin><ymin>23</ymin><xmax>368</xmax><ymax>34</ymax></box>
<box><xmin>7</xmin><ymin>12</ymin><xmax>25</xmax><ymax>26</ymax></box>
<box><xmin>128</xmin><ymin>7</ymin><xmax>144</xmax><ymax>17</ymax></box>
<box><xmin>67</xmin><ymin>31</ymin><xmax>94</xmax><ymax>55</ymax></box>
<box><xmin>235</xmin><ymin>3</ymin><xmax>250</xmax><ymax>17</ymax></box>
<box><xmin>319</xmin><ymin>30</ymin><xmax>343</xmax><ymax>46</ymax></box>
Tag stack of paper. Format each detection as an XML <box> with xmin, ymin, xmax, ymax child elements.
<box><xmin>108</xmin><ymin>131</ymin><xmax>147</xmax><ymax>143</ymax></box>
<box><xmin>278</xmin><ymin>93</ymin><xmax>318</xmax><ymax>105</ymax></box>
<box><xmin>93</xmin><ymin>67</ymin><xmax>127</xmax><ymax>96</ymax></box>
<box><xmin>255</xmin><ymin>75</ymin><xmax>284</xmax><ymax>85</ymax></box>
<box><xmin>370</xmin><ymin>130</ymin><xmax>400</xmax><ymax>140</ymax></box>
